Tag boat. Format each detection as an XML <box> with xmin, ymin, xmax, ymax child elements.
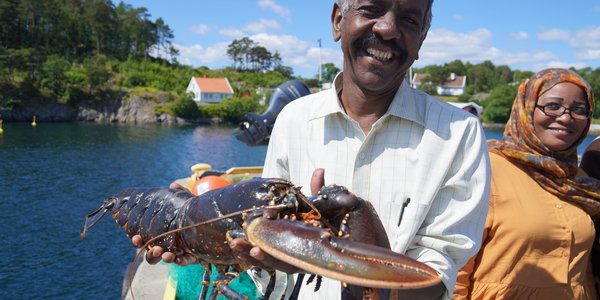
<box><xmin>122</xmin><ymin>163</ymin><xmax>263</xmax><ymax>300</ymax></box>
<box><xmin>235</xmin><ymin>80</ymin><xmax>310</xmax><ymax>146</ymax></box>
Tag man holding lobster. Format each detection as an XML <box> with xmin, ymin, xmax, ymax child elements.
<box><xmin>135</xmin><ymin>0</ymin><xmax>491</xmax><ymax>299</ymax></box>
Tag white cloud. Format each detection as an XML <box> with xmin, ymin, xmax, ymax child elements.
<box><xmin>219</xmin><ymin>28</ymin><xmax>244</xmax><ymax>38</ymax></box>
<box><xmin>218</xmin><ymin>19</ymin><xmax>281</xmax><ymax>39</ymax></box>
<box><xmin>173</xmin><ymin>42</ymin><xmax>230</xmax><ymax>66</ymax></box>
<box><xmin>249</xmin><ymin>33</ymin><xmax>341</xmax><ymax>75</ymax></box>
<box><xmin>509</xmin><ymin>31</ymin><xmax>529</xmax><ymax>41</ymax></box>
<box><xmin>176</xmin><ymin>25</ymin><xmax>600</xmax><ymax>78</ymax></box>
<box><xmin>576</xmin><ymin>49</ymin><xmax>600</xmax><ymax>60</ymax></box>
<box><xmin>191</xmin><ymin>24</ymin><xmax>211</xmax><ymax>35</ymax></box>
<box><xmin>417</xmin><ymin>28</ymin><xmax>557</xmax><ymax>68</ymax></box>
<box><xmin>417</xmin><ymin>28</ymin><xmax>494</xmax><ymax>64</ymax></box>
<box><xmin>570</xmin><ymin>27</ymin><xmax>600</xmax><ymax>48</ymax></box>
<box><xmin>530</xmin><ymin>60</ymin><xmax>590</xmax><ymax>72</ymax></box>
<box><xmin>244</xmin><ymin>19</ymin><xmax>281</xmax><ymax>34</ymax></box>
<box><xmin>257</xmin><ymin>0</ymin><xmax>291</xmax><ymax>20</ymax></box>
<box><xmin>537</xmin><ymin>29</ymin><xmax>571</xmax><ymax>41</ymax></box>
<box><xmin>172</xmin><ymin>34</ymin><xmax>342</xmax><ymax>78</ymax></box>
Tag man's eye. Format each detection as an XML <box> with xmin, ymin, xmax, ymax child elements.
<box><xmin>358</xmin><ymin>5</ymin><xmax>381</xmax><ymax>15</ymax></box>
<box><xmin>401</xmin><ymin>16</ymin><xmax>419</xmax><ymax>26</ymax></box>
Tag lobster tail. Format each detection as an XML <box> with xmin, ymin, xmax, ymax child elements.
<box><xmin>80</xmin><ymin>197</ymin><xmax>116</xmax><ymax>238</ymax></box>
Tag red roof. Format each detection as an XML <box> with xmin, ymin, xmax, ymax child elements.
<box><xmin>193</xmin><ymin>77</ymin><xmax>234</xmax><ymax>94</ymax></box>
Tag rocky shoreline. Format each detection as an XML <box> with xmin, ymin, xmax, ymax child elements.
<box><xmin>1</xmin><ymin>96</ymin><xmax>599</xmax><ymax>135</ymax></box>
<box><xmin>0</xmin><ymin>94</ymin><xmax>210</xmax><ymax>125</ymax></box>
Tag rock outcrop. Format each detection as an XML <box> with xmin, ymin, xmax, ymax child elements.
<box><xmin>0</xmin><ymin>93</ymin><xmax>192</xmax><ymax>124</ymax></box>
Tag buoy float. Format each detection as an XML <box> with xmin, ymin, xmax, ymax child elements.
<box><xmin>192</xmin><ymin>175</ymin><xmax>231</xmax><ymax>196</ymax></box>
<box><xmin>32</xmin><ymin>115</ymin><xmax>37</xmax><ymax>127</ymax></box>
<box><xmin>0</xmin><ymin>118</ymin><xmax>4</xmax><ymax>134</ymax></box>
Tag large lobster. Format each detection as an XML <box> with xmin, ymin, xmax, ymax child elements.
<box><xmin>81</xmin><ymin>178</ymin><xmax>441</xmax><ymax>299</ymax></box>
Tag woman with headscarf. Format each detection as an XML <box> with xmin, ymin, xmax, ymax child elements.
<box><xmin>453</xmin><ymin>68</ymin><xmax>600</xmax><ymax>299</ymax></box>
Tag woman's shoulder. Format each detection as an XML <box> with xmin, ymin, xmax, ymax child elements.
<box><xmin>488</xmin><ymin>151</ymin><xmax>530</xmax><ymax>179</ymax></box>
<box><xmin>488</xmin><ymin>151</ymin><xmax>512</xmax><ymax>168</ymax></box>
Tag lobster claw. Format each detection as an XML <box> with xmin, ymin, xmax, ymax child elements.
<box><xmin>245</xmin><ymin>217</ymin><xmax>441</xmax><ymax>289</ymax></box>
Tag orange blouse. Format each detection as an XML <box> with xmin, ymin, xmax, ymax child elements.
<box><xmin>454</xmin><ymin>152</ymin><xmax>597</xmax><ymax>300</ymax></box>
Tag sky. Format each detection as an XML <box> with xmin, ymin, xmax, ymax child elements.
<box><xmin>123</xmin><ymin>0</ymin><xmax>600</xmax><ymax>78</ymax></box>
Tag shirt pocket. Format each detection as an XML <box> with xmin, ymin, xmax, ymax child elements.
<box><xmin>387</xmin><ymin>197</ymin><xmax>413</xmax><ymax>251</ymax></box>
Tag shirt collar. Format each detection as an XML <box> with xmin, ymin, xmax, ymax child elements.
<box><xmin>309</xmin><ymin>73</ymin><xmax>345</xmax><ymax>120</ymax></box>
<box><xmin>309</xmin><ymin>72</ymin><xmax>426</xmax><ymax>127</ymax></box>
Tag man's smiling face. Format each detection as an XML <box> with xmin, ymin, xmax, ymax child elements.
<box><xmin>332</xmin><ymin>0</ymin><xmax>430</xmax><ymax>94</ymax></box>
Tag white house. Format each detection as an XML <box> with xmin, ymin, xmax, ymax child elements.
<box><xmin>412</xmin><ymin>72</ymin><xmax>467</xmax><ymax>96</ymax></box>
<box><xmin>186</xmin><ymin>77</ymin><xmax>234</xmax><ymax>104</ymax></box>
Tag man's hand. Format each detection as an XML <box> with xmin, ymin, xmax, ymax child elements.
<box><xmin>131</xmin><ymin>234</ymin><xmax>198</xmax><ymax>266</ymax></box>
<box><xmin>229</xmin><ymin>168</ymin><xmax>325</xmax><ymax>273</ymax></box>
<box><xmin>130</xmin><ymin>180</ymin><xmax>198</xmax><ymax>266</ymax></box>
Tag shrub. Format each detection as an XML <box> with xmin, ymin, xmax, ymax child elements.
<box><xmin>169</xmin><ymin>93</ymin><xmax>201</xmax><ymax>119</ymax></box>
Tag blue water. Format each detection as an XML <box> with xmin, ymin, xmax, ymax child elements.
<box><xmin>0</xmin><ymin>123</ymin><xmax>267</xmax><ymax>299</ymax></box>
<box><xmin>0</xmin><ymin>123</ymin><xmax>596</xmax><ymax>299</ymax></box>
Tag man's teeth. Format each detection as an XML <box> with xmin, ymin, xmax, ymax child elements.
<box><xmin>367</xmin><ymin>48</ymin><xmax>392</xmax><ymax>61</ymax></box>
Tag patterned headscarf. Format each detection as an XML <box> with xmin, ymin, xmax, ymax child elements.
<box><xmin>488</xmin><ymin>68</ymin><xmax>600</xmax><ymax>221</ymax></box>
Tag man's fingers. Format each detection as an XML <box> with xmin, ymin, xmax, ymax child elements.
<box><xmin>250</xmin><ymin>247</ymin><xmax>299</xmax><ymax>273</ymax></box>
<box><xmin>310</xmin><ymin>168</ymin><xmax>325</xmax><ymax>195</ymax></box>
<box><xmin>161</xmin><ymin>251</ymin><xmax>176</xmax><ymax>263</ymax></box>
<box><xmin>169</xmin><ymin>181</ymin><xmax>185</xmax><ymax>190</ymax></box>
<box><xmin>145</xmin><ymin>246</ymin><xmax>164</xmax><ymax>265</ymax></box>
<box><xmin>131</xmin><ymin>235</ymin><xmax>144</xmax><ymax>248</ymax></box>
<box><xmin>230</xmin><ymin>238</ymin><xmax>254</xmax><ymax>253</ymax></box>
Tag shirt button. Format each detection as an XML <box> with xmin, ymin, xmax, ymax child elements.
<box><xmin>556</xmin><ymin>204</ymin><xmax>562</xmax><ymax>209</ymax></box>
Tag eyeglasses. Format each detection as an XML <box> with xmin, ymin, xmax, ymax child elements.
<box><xmin>536</xmin><ymin>103</ymin><xmax>591</xmax><ymax>120</ymax></box>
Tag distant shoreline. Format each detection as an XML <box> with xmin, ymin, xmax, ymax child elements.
<box><xmin>483</xmin><ymin>123</ymin><xmax>600</xmax><ymax>135</ymax></box>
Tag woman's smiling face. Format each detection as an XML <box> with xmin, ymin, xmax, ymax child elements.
<box><xmin>533</xmin><ymin>82</ymin><xmax>590</xmax><ymax>152</ymax></box>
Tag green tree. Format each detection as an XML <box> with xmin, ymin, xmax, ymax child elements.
<box><xmin>513</xmin><ymin>70</ymin><xmax>534</xmax><ymax>85</ymax></box>
<box><xmin>482</xmin><ymin>84</ymin><xmax>516</xmax><ymax>123</ymax></box>
<box><xmin>467</xmin><ymin>61</ymin><xmax>497</xmax><ymax>93</ymax></box>
<box><xmin>83</xmin><ymin>54</ymin><xmax>112</xmax><ymax>94</ymax></box>
<box><xmin>445</xmin><ymin>60</ymin><xmax>467</xmax><ymax>77</ymax></box>
<box><xmin>202</xmin><ymin>95</ymin><xmax>260</xmax><ymax>123</ymax></box>
<box><xmin>320</xmin><ymin>62</ymin><xmax>340</xmax><ymax>83</ymax></box>
<box><xmin>227</xmin><ymin>37</ymin><xmax>256</xmax><ymax>70</ymax></box>
<box><xmin>427</xmin><ymin>66</ymin><xmax>450</xmax><ymax>86</ymax></box>
<box><xmin>249</xmin><ymin>45</ymin><xmax>271</xmax><ymax>71</ymax></box>
<box><xmin>83</xmin><ymin>0</ymin><xmax>116</xmax><ymax>55</ymax></box>
<box><xmin>0</xmin><ymin>0</ymin><xmax>20</xmax><ymax>48</ymax></box>
<box><xmin>40</xmin><ymin>55</ymin><xmax>69</xmax><ymax>96</ymax></box>
<box><xmin>417</xmin><ymin>82</ymin><xmax>438</xmax><ymax>95</ymax></box>
<box><xmin>273</xmin><ymin>65</ymin><xmax>293</xmax><ymax>78</ymax></box>
<box><xmin>170</xmin><ymin>93</ymin><xmax>200</xmax><ymax>119</ymax></box>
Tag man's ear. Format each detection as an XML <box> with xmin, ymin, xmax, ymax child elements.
<box><xmin>331</xmin><ymin>3</ymin><xmax>343</xmax><ymax>42</ymax></box>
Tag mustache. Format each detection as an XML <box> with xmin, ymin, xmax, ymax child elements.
<box><xmin>355</xmin><ymin>33</ymin><xmax>408</xmax><ymax>64</ymax></box>
<box><xmin>359</xmin><ymin>33</ymin><xmax>400</xmax><ymax>53</ymax></box>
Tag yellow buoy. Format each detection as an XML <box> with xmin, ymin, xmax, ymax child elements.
<box><xmin>0</xmin><ymin>118</ymin><xmax>3</xmax><ymax>134</ymax></box>
<box><xmin>32</xmin><ymin>115</ymin><xmax>37</xmax><ymax>127</ymax></box>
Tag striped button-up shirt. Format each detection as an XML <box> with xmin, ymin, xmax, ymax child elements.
<box><xmin>254</xmin><ymin>74</ymin><xmax>491</xmax><ymax>300</ymax></box>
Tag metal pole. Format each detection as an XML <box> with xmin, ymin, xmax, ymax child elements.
<box><xmin>318</xmin><ymin>39</ymin><xmax>322</xmax><ymax>87</ymax></box>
